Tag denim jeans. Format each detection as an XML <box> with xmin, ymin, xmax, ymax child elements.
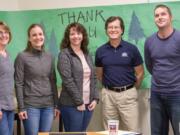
<box><xmin>23</xmin><ymin>107</ymin><xmax>54</xmax><ymax>135</ymax></box>
<box><xmin>60</xmin><ymin>105</ymin><xmax>93</xmax><ymax>132</ymax></box>
<box><xmin>0</xmin><ymin>110</ymin><xmax>14</xmax><ymax>135</ymax></box>
<box><xmin>151</xmin><ymin>91</ymin><xmax>180</xmax><ymax>135</ymax></box>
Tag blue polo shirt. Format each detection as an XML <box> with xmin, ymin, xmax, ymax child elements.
<box><xmin>95</xmin><ymin>40</ymin><xmax>143</xmax><ymax>87</ymax></box>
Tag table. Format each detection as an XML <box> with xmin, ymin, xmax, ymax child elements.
<box><xmin>39</xmin><ymin>132</ymin><xmax>104</xmax><ymax>135</ymax></box>
<box><xmin>38</xmin><ymin>131</ymin><xmax>141</xmax><ymax>135</ymax></box>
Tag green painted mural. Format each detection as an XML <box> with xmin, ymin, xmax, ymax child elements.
<box><xmin>0</xmin><ymin>1</ymin><xmax>180</xmax><ymax>88</ymax></box>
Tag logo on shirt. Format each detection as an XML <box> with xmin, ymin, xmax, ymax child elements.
<box><xmin>121</xmin><ymin>52</ymin><xmax>128</xmax><ymax>57</ymax></box>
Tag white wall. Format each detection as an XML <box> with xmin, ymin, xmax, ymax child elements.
<box><xmin>0</xmin><ymin>0</ymin><xmax>19</xmax><ymax>11</ymax></box>
<box><xmin>0</xmin><ymin>0</ymin><xmax>180</xmax><ymax>11</ymax></box>
<box><xmin>149</xmin><ymin>0</ymin><xmax>179</xmax><ymax>2</ymax></box>
<box><xmin>17</xmin><ymin>0</ymin><xmax>146</xmax><ymax>10</ymax></box>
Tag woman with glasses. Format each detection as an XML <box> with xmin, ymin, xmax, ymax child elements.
<box><xmin>0</xmin><ymin>21</ymin><xmax>15</xmax><ymax>135</ymax></box>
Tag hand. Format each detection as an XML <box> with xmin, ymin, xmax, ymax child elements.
<box><xmin>54</xmin><ymin>108</ymin><xmax>60</xmax><ymax>119</ymax></box>
<box><xmin>77</xmin><ymin>104</ymin><xmax>86</xmax><ymax>111</ymax></box>
<box><xmin>88</xmin><ymin>100</ymin><xmax>97</xmax><ymax>111</ymax></box>
<box><xmin>0</xmin><ymin>111</ymin><xmax>3</xmax><ymax>120</ymax></box>
<box><xmin>18</xmin><ymin>111</ymin><xmax>28</xmax><ymax>120</ymax></box>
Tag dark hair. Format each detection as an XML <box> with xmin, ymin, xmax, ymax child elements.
<box><xmin>60</xmin><ymin>22</ymin><xmax>89</xmax><ymax>54</ymax></box>
<box><xmin>0</xmin><ymin>21</ymin><xmax>12</xmax><ymax>43</ymax></box>
<box><xmin>154</xmin><ymin>4</ymin><xmax>172</xmax><ymax>16</ymax></box>
<box><xmin>105</xmin><ymin>16</ymin><xmax>125</xmax><ymax>35</ymax></box>
<box><xmin>25</xmin><ymin>24</ymin><xmax>45</xmax><ymax>52</ymax></box>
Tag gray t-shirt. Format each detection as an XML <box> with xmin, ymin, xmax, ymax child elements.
<box><xmin>145</xmin><ymin>29</ymin><xmax>180</xmax><ymax>93</ymax></box>
<box><xmin>0</xmin><ymin>53</ymin><xmax>15</xmax><ymax>111</ymax></box>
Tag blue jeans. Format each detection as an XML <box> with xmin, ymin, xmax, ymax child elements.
<box><xmin>23</xmin><ymin>107</ymin><xmax>54</xmax><ymax>135</ymax></box>
<box><xmin>0</xmin><ymin>110</ymin><xmax>14</xmax><ymax>135</ymax></box>
<box><xmin>151</xmin><ymin>91</ymin><xmax>180</xmax><ymax>135</ymax></box>
<box><xmin>60</xmin><ymin>105</ymin><xmax>93</xmax><ymax>132</ymax></box>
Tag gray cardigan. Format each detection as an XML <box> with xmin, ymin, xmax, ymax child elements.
<box><xmin>0</xmin><ymin>53</ymin><xmax>15</xmax><ymax>111</ymax></box>
<box><xmin>14</xmin><ymin>49</ymin><xmax>58</xmax><ymax>112</ymax></box>
<box><xmin>57</xmin><ymin>48</ymin><xmax>99</xmax><ymax>106</ymax></box>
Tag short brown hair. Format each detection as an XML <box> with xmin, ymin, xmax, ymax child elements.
<box><xmin>105</xmin><ymin>16</ymin><xmax>125</xmax><ymax>35</ymax></box>
<box><xmin>154</xmin><ymin>4</ymin><xmax>172</xmax><ymax>16</ymax></box>
<box><xmin>0</xmin><ymin>21</ymin><xmax>12</xmax><ymax>43</ymax></box>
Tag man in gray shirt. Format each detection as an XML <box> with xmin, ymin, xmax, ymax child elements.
<box><xmin>144</xmin><ymin>4</ymin><xmax>180</xmax><ymax>135</ymax></box>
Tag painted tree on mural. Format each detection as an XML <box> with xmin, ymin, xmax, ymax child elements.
<box><xmin>128</xmin><ymin>11</ymin><xmax>145</xmax><ymax>44</ymax></box>
<box><xmin>41</xmin><ymin>22</ymin><xmax>59</xmax><ymax>58</ymax></box>
<box><xmin>48</xmin><ymin>29</ymin><xmax>59</xmax><ymax>58</ymax></box>
<box><xmin>40</xmin><ymin>22</ymin><xmax>49</xmax><ymax>46</ymax></box>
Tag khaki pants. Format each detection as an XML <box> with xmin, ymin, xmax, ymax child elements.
<box><xmin>101</xmin><ymin>87</ymin><xmax>139</xmax><ymax>132</ymax></box>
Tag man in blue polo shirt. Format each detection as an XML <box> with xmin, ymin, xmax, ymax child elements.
<box><xmin>95</xmin><ymin>16</ymin><xmax>144</xmax><ymax>132</ymax></box>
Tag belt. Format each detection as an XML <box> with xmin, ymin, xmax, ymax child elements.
<box><xmin>105</xmin><ymin>84</ymin><xmax>134</xmax><ymax>92</ymax></box>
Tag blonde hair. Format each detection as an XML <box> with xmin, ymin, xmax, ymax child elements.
<box><xmin>0</xmin><ymin>21</ymin><xmax>12</xmax><ymax>43</ymax></box>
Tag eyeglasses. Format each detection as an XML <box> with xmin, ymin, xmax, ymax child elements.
<box><xmin>107</xmin><ymin>26</ymin><xmax>121</xmax><ymax>30</ymax></box>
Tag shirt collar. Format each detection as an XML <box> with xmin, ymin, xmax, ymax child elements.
<box><xmin>106</xmin><ymin>40</ymin><xmax>124</xmax><ymax>49</ymax></box>
<box><xmin>31</xmin><ymin>48</ymin><xmax>43</xmax><ymax>56</ymax></box>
